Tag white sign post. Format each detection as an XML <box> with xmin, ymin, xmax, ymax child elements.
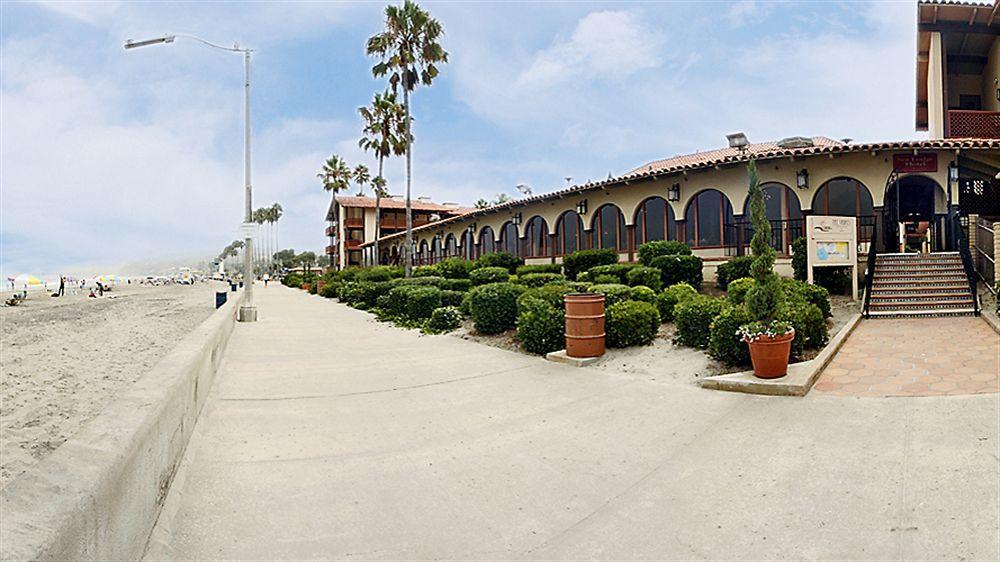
<box><xmin>806</xmin><ymin>215</ymin><xmax>859</xmax><ymax>301</ymax></box>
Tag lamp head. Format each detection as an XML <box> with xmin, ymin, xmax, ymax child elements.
<box><xmin>124</xmin><ymin>35</ymin><xmax>176</xmax><ymax>50</ymax></box>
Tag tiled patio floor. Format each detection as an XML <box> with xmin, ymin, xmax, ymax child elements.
<box><xmin>814</xmin><ymin>316</ymin><xmax>999</xmax><ymax>397</ymax></box>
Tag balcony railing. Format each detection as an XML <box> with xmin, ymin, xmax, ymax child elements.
<box><xmin>325</xmin><ymin>245</ymin><xmax>337</xmax><ymax>255</ymax></box>
<box><xmin>325</xmin><ymin>225</ymin><xmax>336</xmax><ymax>237</ymax></box>
<box><xmin>345</xmin><ymin>239</ymin><xmax>363</xmax><ymax>250</ymax></box>
<box><xmin>380</xmin><ymin>217</ymin><xmax>432</xmax><ymax>230</ymax></box>
<box><xmin>344</xmin><ymin>217</ymin><xmax>364</xmax><ymax>229</ymax></box>
<box><xmin>946</xmin><ymin>110</ymin><xmax>1000</xmax><ymax>139</ymax></box>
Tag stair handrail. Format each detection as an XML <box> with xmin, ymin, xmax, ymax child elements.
<box><xmin>951</xmin><ymin>210</ymin><xmax>980</xmax><ymax>316</ymax></box>
<box><xmin>862</xmin><ymin>212</ymin><xmax>880</xmax><ymax>317</ymax></box>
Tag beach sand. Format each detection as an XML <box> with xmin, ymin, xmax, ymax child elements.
<box><xmin>0</xmin><ymin>281</ymin><xmax>222</xmax><ymax>489</ymax></box>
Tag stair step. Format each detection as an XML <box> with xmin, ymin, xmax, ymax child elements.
<box><xmin>870</xmin><ymin>294</ymin><xmax>972</xmax><ymax>303</ymax></box>
<box><xmin>872</xmin><ymin>284</ymin><xmax>970</xmax><ymax>291</ymax></box>
<box><xmin>874</xmin><ymin>272</ymin><xmax>966</xmax><ymax>279</ymax></box>
<box><xmin>866</xmin><ymin>308</ymin><xmax>977</xmax><ymax>318</ymax></box>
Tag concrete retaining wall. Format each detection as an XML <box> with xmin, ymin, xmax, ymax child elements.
<box><xmin>0</xmin><ymin>289</ymin><xmax>244</xmax><ymax>561</ymax></box>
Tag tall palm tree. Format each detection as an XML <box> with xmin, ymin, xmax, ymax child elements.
<box><xmin>319</xmin><ymin>155</ymin><xmax>352</xmax><ymax>269</ymax></box>
<box><xmin>252</xmin><ymin>207</ymin><xmax>268</xmax><ymax>273</ymax></box>
<box><xmin>359</xmin><ymin>91</ymin><xmax>408</xmax><ymax>249</ymax></box>
<box><xmin>353</xmin><ymin>164</ymin><xmax>371</xmax><ymax>197</ymax></box>
<box><xmin>367</xmin><ymin>0</ymin><xmax>448</xmax><ymax>276</ymax></box>
<box><xmin>270</xmin><ymin>203</ymin><xmax>283</xmax><ymax>270</ymax></box>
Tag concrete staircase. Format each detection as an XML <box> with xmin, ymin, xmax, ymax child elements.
<box><xmin>866</xmin><ymin>252</ymin><xmax>976</xmax><ymax>317</ymax></box>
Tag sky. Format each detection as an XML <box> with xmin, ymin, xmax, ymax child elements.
<box><xmin>1</xmin><ymin>0</ymin><xmax>923</xmax><ymax>277</ymax></box>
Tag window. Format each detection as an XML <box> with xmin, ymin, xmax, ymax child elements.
<box><xmin>461</xmin><ymin>230</ymin><xmax>475</xmax><ymax>260</ymax></box>
<box><xmin>813</xmin><ymin>178</ymin><xmax>874</xmax><ymax>217</ymax></box>
<box><xmin>418</xmin><ymin>240</ymin><xmax>429</xmax><ymax>265</ymax></box>
<box><xmin>634</xmin><ymin>196</ymin><xmax>677</xmax><ymax>244</ymax></box>
<box><xmin>431</xmin><ymin>237</ymin><xmax>442</xmax><ymax>263</ymax></box>
<box><xmin>523</xmin><ymin>217</ymin><xmax>549</xmax><ymax>258</ymax></box>
<box><xmin>591</xmin><ymin>204</ymin><xmax>626</xmax><ymax>251</ymax></box>
<box><xmin>444</xmin><ymin>234</ymin><xmax>457</xmax><ymax>257</ymax></box>
<box><xmin>684</xmin><ymin>189</ymin><xmax>735</xmax><ymax>248</ymax></box>
<box><xmin>555</xmin><ymin>211</ymin><xmax>584</xmax><ymax>255</ymax></box>
<box><xmin>499</xmin><ymin>222</ymin><xmax>521</xmax><ymax>256</ymax></box>
<box><xmin>479</xmin><ymin>226</ymin><xmax>496</xmax><ymax>256</ymax></box>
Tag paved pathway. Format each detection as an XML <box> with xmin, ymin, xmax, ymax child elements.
<box><xmin>814</xmin><ymin>317</ymin><xmax>999</xmax><ymax>397</ymax></box>
<box><xmin>147</xmin><ymin>286</ymin><xmax>1000</xmax><ymax>560</ymax></box>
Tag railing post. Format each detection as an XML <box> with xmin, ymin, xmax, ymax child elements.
<box><xmin>994</xmin><ymin>221</ymin><xmax>1000</xmax><ymax>291</ymax></box>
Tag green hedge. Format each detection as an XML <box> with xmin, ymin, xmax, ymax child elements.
<box><xmin>393</xmin><ymin>276</ymin><xmax>446</xmax><ymax>288</ymax></box>
<box><xmin>587</xmin><ymin>264</ymin><xmax>635</xmax><ymax>284</ymax></box>
<box><xmin>469</xmin><ymin>282</ymin><xmax>525</xmax><ymax>334</ymax></box>
<box><xmin>649</xmin><ymin>254</ymin><xmax>703</xmax><ymax>288</ymax></box>
<box><xmin>517</xmin><ymin>284</ymin><xmax>572</xmax><ymax>311</ymax></box>
<box><xmin>427</xmin><ymin>306</ymin><xmax>463</xmax><ymax>333</ymax></box>
<box><xmin>470</xmin><ymin>266</ymin><xmax>510</xmax><ymax>286</ymax></box>
<box><xmin>592</xmin><ymin>274</ymin><xmax>619</xmax><ymax>285</ymax></box>
<box><xmin>782</xmin><ymin>278</ymin><xmax>832</xmax><ymax>318</ymax></box>
<box><xmin>726</xmin><ymin>277</ymin><xmax>755</xmax><ymax>305</ymax></box>
<box><xmin>791</xmin><ymin>236</ymin><xmax>807</xmax><ymax>281</ymax></box>
<box><xmin>475</xmin><ymin>252</ymin><xmax>523</xmax><ymax>273</ymax></box>
<box><xmin>319</xmin><ymin>282</ymin><xmax>340</xmax><ymax>299</ymax></box>
<box><xmin>356</xmin><ymin>265</ymin><xmax>403</xmax><ymax>283</ymax></box>
<box><xmin>439</xmin><ymin>278</ymin><xmax>472</xmax><ymax>292</ymax></box>
<box><xmin>587</xmin><ymin>283</ymin><xmax>632</xmax><ymax>307</ymax></box>
<box><xmin>412</xmin><ymin>265</ymin><xmax>440</xmax><ymax>277</ymax></box>
<box><xmin>562</xmin><ymin>249</ymin><xmax>618</xmax><ymax>280</ymax></box>
<box><xmin>656</xmin><ymin>282</ymin><xmax>698</xmax><ymax>322</ymax></box>
<box><xmin>606</xmin><ymin>301</ymin><xmax>660</xmax><ymax>347</ymax></box>
<box><xmin>519</xmin><ymin>272</ymin><xmax>565</xmax><ymax>288</ymax></box>
<box><xmin>716</xmin><ymin>256</ymin><xmax>753</xmax><ymax>290</ymax></box>
<box><xmin>629</xmin><ymin>286</ymin><xmax>656</xmax><ymax>303</ymax></box>
<box><xmin>675</xmin><ymin>296</ymin><xmax>725</xmax><ymax>349</ymax></box>
<box><xmin>440</xmin><ymin>289</ymin><xmax>466</xmax><ymax>308</ymax></box>
<box><xmin>516</xmin><ymin>264</ymin><xmax>563</xmax><ymax>276</ymax></box>
<box><xmin>384</xmin><ymin>285</ymin><xmax>442</xmax><ymax>321</ymax></box>
<box><xmin>516</xmin><ymin>298</ymin><xmax>565</xmax><ymax>355</ymax></box>
<box><xmin>637</xmin><ymin>240</ymin><xmax>691</xmax><ymax>266</ymax></box>
<box><xmin>778</xmin><ymin>300</ymin><xmax>827</xmax><ymax>358</ymax></box>
<box><xmin>708</xmin><ymin>304</ymin><xmax>753</xmax><ymax>366</ymax></box>
<box><xmin>437</xmin><ymin>258</ymin><xmax>473</xmax><ymax>279</ymax></box>
<box><xmin>626</xmin><ymin>266</ymin><xmax>663</xmax><ymax>291</ymax></box>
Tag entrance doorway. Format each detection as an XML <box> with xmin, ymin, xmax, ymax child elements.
<box><xmin>884</xmin><ymin>175</ymin><xmax>947</xmax><ymax>252</ymax></box>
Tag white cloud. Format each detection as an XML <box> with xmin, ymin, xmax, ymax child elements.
<box><xmin>727</xmin><ymin>1</ymin><xmax>777</xmax><ymax>28</ymax></box>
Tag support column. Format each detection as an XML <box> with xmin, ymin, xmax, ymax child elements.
<box><xmin>968</xmin><ymin>214</ymin><xmax>979</xmax><ymax>258</ymax></box>
<box><xmin>994</xmin><ymin>221</ymin><xmax>1000</xmax><ymax>290</ymax></box>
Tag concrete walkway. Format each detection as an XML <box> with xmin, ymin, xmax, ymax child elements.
<box><xmin>147</xmin><ymin>286</ymin><xmax>1000</xmax><ymax>560</ymax></box>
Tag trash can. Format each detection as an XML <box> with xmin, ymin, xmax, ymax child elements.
<box><xmin>238</xmin><ymin>281</ymin><xmax>244</xmax><ymax>288</ymax></box>
<box><xmin>564</xmin><ymin>293</ymin><xmax>606</xmax><ymax>358</ymax></box>
<box><xmin>230</xmin><ymin>282</ymin><xmax>237</xmax><ymax>292</ymax></box>
<box><xmin>215</xmin><ymin>291</ymin><xmax>228</xmax><ymax>309</ymax></box>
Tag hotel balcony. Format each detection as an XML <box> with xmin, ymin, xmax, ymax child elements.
<box><xmin>946</xmin><ymin>110</ymin><xmax>1000</xmax><ymax>139</ymax></box>
<box><xmin>380</xmin><ymin>217</ymin><xmax>432</xmax><ymax>230</ymax></box>
<box><xmin>345</xmin><ymin>239</ymin><xmax>363</xmax><ymax>250</ymax></box>
<box><xmin>325</xmin><ymin>225</ymin><xmax>336</xmax><ymax>237</ymax></box>
<box><xmin>344</xmin><ymin>217</ymin><xmax>364</xmax><ymax>229</ymax></box>
<box><xmin>324</xmin><ymin>245</ymin><xmax>337</xmax><ymax>255</ymax></box>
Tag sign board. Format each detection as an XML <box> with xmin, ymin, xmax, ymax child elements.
<box><xmin>806</xmin><ymin>215</ymin><xmax>859</xmax><ymax>300</ymax></box>
<box><xmin>239</xmin><ymin>222</ymin><xmax>258</xmax><ymax>239</ymax></box>
<box><xmin>892</xmin><ymin>153</ymin><xmax>938</xmax><ymax>173</ymax></box>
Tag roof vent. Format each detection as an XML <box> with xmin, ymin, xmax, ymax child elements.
<box><xmin>777</xmin><ymin>136</ymin><xmax>814</xmax><ymax>149</ymax></box>
<box><xmin>441</xmin><ymin>201</ymin><xmax>459</xmax><ymax>207</ymax></box>
<box><xmin>417</xmin><ymin>196</ymin><xmax>432</xmax><ymax>202</ymax></box>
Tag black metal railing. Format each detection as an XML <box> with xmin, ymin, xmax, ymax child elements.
<box><xmin>975</xmin><ymin>217</ymin><xmax>996</xmax><ymax>290</ymax></box>
<box><xmin>951</xmin><ymin>211</ymin><xmax>980</xmax><ymax>315</ymax></box>
<box><xmin>724</xmin><ymin>218</ymin><xmax>804</xmax><ymax>257</ymax></box>
<box><xmin>862</xmin><ymin>212</ymin><xmax>882</xmax><ymax>318</ymax></box>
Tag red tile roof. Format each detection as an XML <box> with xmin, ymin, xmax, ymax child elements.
<box><xmin>628</xmin><ymin>136</ymin><xmax>847</xmax><ymax>175</ymax></box>
<box><xmin>334</xmin><ymin>195</ymin><xmax>473</xmax><ymax>214</ymax></box>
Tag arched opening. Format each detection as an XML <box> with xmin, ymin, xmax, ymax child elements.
<box><xmin>461</xmin><ymin>229</ymin><xmax>475</xmax><ymax>260</ymax></box>
<box><xmin>591</xmin><ymin>204</ymin><xmax>627</xmax><ymax>252</ymax></box>
<box><xmin>884</xmin><ymin>175</ymin><xmax>949</xmax><ymax>252</ymax></box>
<box><xmin>812</xmin><ymin>177</ymin><xmax>875</xmax><ymax>244</ymax></box>
<box><xmin>499</xmin><ymin>221</ymin><xmax>521</xmax><ymax>257</ymax></box>
<box><xmin>390</xmin><ymin>245</ymin><xmax>399</xmax><ymax>266</ymax></box>
<box><xmin>431</xmin><ymin>237</ymin><xmax>442</xmax><ymax>264</ymax></box>
<box><xmin>683</xmin><ymin>189</ymin><xmax>734</xmax><ymax>248</ymax></box>
<box><xmin>444</xmin><ymin>234</ymin><xmax>457</xmax><ymax>258</ymax></box>
<box><xmin>479</xmin><ymin>226</ymin><xmax>496</xmax><ymax>256</ymax></box>
<box><xmin>555</xmin><ymin>210</ymin><xmax>584</xmax><ymax>256</ymax></box>
<box><xmin>523</xmin><ymin>216</ymin><xmax>549</xmax><ymax>258</ymax></box>
<box><xmin>739</xmin><ymin>182</ymin><xmax>803</xmax><ymax>254</ymax></box>
<box><xmin>418</xmin><ymin>239</ymin><xmax>429</xmax><ymax>265</ymax></box>
<box><xmin>634</xmin><ymin>196</ymin><xmax>677</xmax><ymax>245</ymax></box>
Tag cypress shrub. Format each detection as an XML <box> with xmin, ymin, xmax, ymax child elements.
<box><xmin>562</xmin><ymin>249</ymin><xmax>618</xmax><ymax>280</ymax></box>
<box><xmin>637</xmin><ymin>240</ymin><xmax>691</xmax><ymax>266</ymax></box>
<box><xmin>675</xmin><ymin>296</ymin><xmax>725</xmax><ymax>348</ymax></box>
<box><xmin>516</xmin><ymin>264</ymin><xmax>563</xmax><ymax>276</ymax></box>
<box><xmin>709</xmin><ymin>304</ymin><xmax>753</xmax><ymax>366</ymax></box>
<box><xmin>516</xmin><ymin>298</ymin><xmax>565</xmax><ymax>355</ymax></box>
<box><xmin>656</xmin><ymin>282</ymin><xmax>698</xmax><ymax>322</ymax></box>
<box><xmin>626</xmin><ymin>266</ymin><xmax>663</xmax><ymax>291</ymax></box>
<box><xmin>469</xmin><ymin>282</ymin><xmax>525</xmax><ymax>334</ymax></box>
<box><xmin>427</xmin><ymin>306</ymin><xmax>463</xmax><ymax>333</ymax></box>
<box><xmin>437</xmin><ymin>258</ymin><xmax>473</xmax><ymax>279</ymax></box>
<box><xmin>629</xmin><ymin>286</ymin><xmax>657</xmax><ymax>304</ymax></box>
<box><xmin>470</xmin><ymin>266</ymin><xmax>510</xmax><ymax>286</ymax></box>
<box><xmin>650</xmin><ymin>254</ymin><xmax>704</xmax><ymax>288</ymax></box>
<box><xmin>791</xmin><ymin>236</ymin><xmax>807</xmax><ymax>281</ymax></box>
<box><xmin>606</xmin><ymin>301</ymin><xmax>660</xmax><ymax>348</ymax></box>
<box><xmin>715</xmin><ymin>256</ymin><xmax>753</xmax><ymax>290</ymax></box>
<box><xmin>474</xmin><ymin>252</ymin><xmax>523</xmax><ymax>273</ymax></box>
<box><xmin>519</xmin><ymin>273</ymin><xmax>565</xmax><ymax>288</ymax></box>
<box><xmin>587</xmin><ymin>283</ymin><xmax>632</xmax><ymax>307</ymax></box>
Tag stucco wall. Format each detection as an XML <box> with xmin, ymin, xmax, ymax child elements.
<box><xmin>983</xmin><ymin>37</ymin><xmax>1000</xmax><ymax>113</ymax></box>
<box><xmin>928</xmin><ymin>32</ymin><xmax>945</xmax><ymax>139</ymax></box>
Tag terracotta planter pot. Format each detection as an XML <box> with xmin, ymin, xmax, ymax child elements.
<box><xmin>747</xmin><ymin>328</ymin><xmax>795</xmax><ymax>379</ymax></box>
<box><xmin>316</xmin><ymin>280</ymin><xmax>326</xmax><ymax>292</ymax></box>
<box><xmin>301</xmin><ymin>283</ymin><xmax>311</xmax><ymax>292</ymax></box>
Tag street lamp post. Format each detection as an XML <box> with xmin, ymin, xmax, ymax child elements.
<box><xmin>125</xmin><ymin>34</ymin><xmax>258</xmax><ymax>322</ymax></box>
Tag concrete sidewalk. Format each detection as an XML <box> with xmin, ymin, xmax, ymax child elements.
<box><xmin>147</xmin><ymin>286</ymin><xmax>999</xmax><ymax>560</ymax></box>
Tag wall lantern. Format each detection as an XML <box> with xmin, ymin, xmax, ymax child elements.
<box><xmin>511</xmin><ymin>212</ymin><xmax>523</xmax><ymax>226</ymax></box>
<box><xmin>795</xmin><ymin>169</ymin><xmax>809</xmax><ymax>189</ymax></box>
<box><xmin>948</xmin><ymin>162</ymin><xmax>959</xmax><ymax>184</ymax></box>
<box><xmin>667</xmin><ymin>183</ymin><xmax>680</xmax><ymax>202</ymax></box>
<box><xmin>467</xmin><ymin>222</ymin><xmax>477</xmax><ymax>234</ymax></box>
<box><xmin>576</xmin><ymin>199</ymin><xmax>589</xmax><ymax>216</ymax></box>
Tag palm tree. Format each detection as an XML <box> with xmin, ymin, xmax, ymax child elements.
<box><xmin>252</xmin><ymin>208</ymin><xmax>268</xmax><ymax>273</ymax></box>
<box><xmin>353</xmin><ymin>164</ymin><xmax>371</xmax><ymax>197</ymax></box>
<box><xmin>319</xmin><ymin>155</ymin><xmax>352</xmax><ymax>269</ymax></box>
<box><xmin>367</xmin><ymin>0</ymin><xmax>448</xmax><ymax>276</ymax></box>
<box><xmin>359</xmin><ymin>91</ymin><xmax>408</xmax><ymax>251</ymax></box>
<box><xmin>270</xmin><ymin>203</ymin><xmax>283</xmax><ymax>272</ymax></box>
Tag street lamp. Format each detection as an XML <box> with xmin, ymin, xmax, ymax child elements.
<box><xmin>124</xmin><ymin>33</ymin><xmax>257</xmax><ymax>322</ymax></box>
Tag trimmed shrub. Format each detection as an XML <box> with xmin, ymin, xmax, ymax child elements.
<box><xmin>588</xmin><ymin>283</ymin><xmax>632</xmax><ymax>307</ymax></box>
<box><xmin>427</xmin><ymin>306</ymin><xmax>463</xmax><ymax>333</ymax></box>
<box><xmin>469</xmin><ymin>282</ymin><xmax>525</xmax><ymax>334</ymax></box>
<box><xmin>516</xmin><ymin>264</ymin><xmax>563</xmax><ymax>276</ymax></box>
<box><xmin>656</xmin><ymin>282</ymin><xmax>699</xmax><ymax>322</ymax></box>
<box><xmin>470</xmin><ymin>266</ymin><xmax>510</xmax><ymax>286</ymax></box>
<box><xmin>715</xmin><ymin>256</ymin><xmax>753</xmax><ymax>290</ymax></box>
<box><xmin>319</xmin><ymin>281</ymin><xmax>340</xmax><ymax>299</ymax></box>
<box><xmin>460</xmin><ymin>292</ymin><xmax>473</xmax><ymax>316</ymax></box>
<box><xmin>606</xmin><ymin>300</ymin><xmax>660</xmax><ymax>348</ymax></box>
<box><xmin>356</xmin><ymin>265</ymin><xmax>402</xmax><ymax>283</ymax></box>
<box><xmin>592</xmin><ymin>274</ymin><xmax>619</xmax><ymax>285</ymax></box>
<box><xmin>577</xmin><ymin>271</ymin><xmax>593</xmax><ymax>283</ymax></box>
<box><xmin>393</xmin><ymin>276</ymin><xmax>446</xmax><ymax>288</ymax></box>
<box><xmin>517</xmin><ymin>284</ymin><xmax>572</xmax><ymax>311</ymax></box>
<box><xmin>282</xmin><ymin>273</ymin><xmax>302</xmax><ymax>287</ymax></box>
<box><xmin>439</xmin><ymin>278</ymin><xmax>472</xmax><ymax>292</ymax></box>
<box><xmin>675</xmin><ymin>296</ymin><xmax>725</xmax><ymax>349</ymax></box>
<box><xmin>412</xmin><ymin>265</ymin><xmax>440</xmax><ymax>278</ymax></box>
<box><xmin>650</xmin><ymin>254</ymin><xmax>704</xmax><ymax>288</ymax></box>
<box><xmin>777</xmin><ymin>300</ymin><xmax>827</xmax><ymax>358</ymax></box>
<box><xmin>516</xmin><ymin>298</ymin><xmax>565</xmax><ymax>355</ymax></box>
<box><xmin>588</xmin><ymin>264</ymin><xmax>635</xmax><ymax>284</ymax></box>
<box><xmin>440</xmin><ymin>289</ymin><xmax>466</xmax><ymax>308</ymax></box>
<box><xmin>437</xmin><ymin>258</ymin><xmax>473</xmax><ymax>279</ymax></box>
<box><xmin>308</xmin><ymin>282</ymin><xmax>319</xmax><ymax>294</ymax></box>
<box><xmin>726</xmin><ymin>277</ymin><xmax>755</xmax><ymax>305</ymax></box>
<box><xmin>519</xmin><ymin>272</ymin><xmax>565</xmax><ymax>288</ymax></box>
<box><xmin>782</xmin><ymin>278</ymin><xmax>832</xmax><ymax>319</ymax></box>
<box><xmin>708</xmin><ymin>304</ymin><xmax>753</xmax><ymax>366</ymax></box>
<box><xmin>562</xmin><ymin>249</ymin><xmax>618</xmax><ymax>280</ymax></box>
<box><xmin>791</xmin><ymin>236</ymin><xmax>807</xmax><ymax>281</ymax></box>
<box><xmin>384</xmin><ymin>285</ymin><xmax>441</xmax><ymax>321</ymax></box>
<box><xmin>475</xmin><ymin>252</ymin><xmax>523</xmax><ymax>273</ymax></box>
<box><xmin>815</xmin><ymin>267</ymin><xmax>853</xmax><ymax>296</ymax></box>
<box><xmin>629</xmin><ymin>286</ymin><xmax>657</xmax><ymax>303</ymax></box>
<box><xmin>337</xmin><ymin>267</ymin><xmax>361</xmax><ymax>283</ymax></box>
<box><xmin>627</xmin><ymin>266</ymin><xmax>663</xmax><ymax>291</ymax></box>
<box><xmin>637</xmin><ymin>240</ymin><xmax>692</xmax><ymax>265</ymax></box>
<box><xmin>566</xmin><ymin>281</ymin><xmax>591</xmax><ymax>293</ymax></box>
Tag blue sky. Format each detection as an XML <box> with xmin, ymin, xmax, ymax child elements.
<box><xmin>1</xmin><ymin>0</ymin><xmax>921</xmax><ymax>276</ymax></box>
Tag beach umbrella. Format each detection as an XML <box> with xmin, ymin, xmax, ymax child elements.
<box><xmin>13</xmin><ymin>274</ymin><xmax>43</xmax><ymax>286</ymax></box>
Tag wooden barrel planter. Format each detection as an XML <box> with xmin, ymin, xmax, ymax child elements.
<box><xmin>564</xmin><ymin>293</ymin><xmax>605</xmax><ymax>358</ymax></box>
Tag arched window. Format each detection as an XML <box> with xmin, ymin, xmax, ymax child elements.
<box><xmin>591</xmin><ymin>204</ymin><xmax>627</xmax><ymax>251</ymax></box>
<box><xmin>741</xmin><ymin>183</ymin><xmax>803</xmax><ymax>253</ymax></box>
<box><xmin>499</xmin><ymin>221</ymin><xmax>521</xmax><ymax>256</ymax></box>
<box><xmin>523</xmin><ymin>216</ymin><xmax>549</xmax><ymax>258</ymax></box>
<box><xmin>461</xmin><ymin>229</ymin><xmax>475</xmax><ymax>260</ymax></box>
<box><xmin>684</xmin><ymin>189</ymin><xmax>735</xmax><ymax>248</ymax></box>
<box><xmin>479</xmin><ymin>226</ymin><xmax>496</xmax><ymax>256</ymax></box>
<box><xmin>431</xmin><ymin>237</ymin><xmax>442</xmax><ymax>263</ymax></box>
<box><xmin>444</xmin><ymin>234</ymin><xmax>457</xmax><ymax>257</ymax></box>
<box><xmin>812</xmin><ymin>178</ymin><xmax>874</xmax><ymax>217</ymax></box>
<box><xmin>418</xmin><ymin>239</ymin><xmax>429</xmax><ymax>265</ymax></box>
<box><xmin>555</xmin><ymin>210</ymin><xmax>584</xmax><ymax>256</ymax></box>
<box><xmin>634</xmin><ymin>196</ymin><xmax>677</xmax><ymax>245</ymax></box>
<box><xmin>390</xmin><ymin>245</ymin><xmax>399</xmax><ymax>265</ymax></box>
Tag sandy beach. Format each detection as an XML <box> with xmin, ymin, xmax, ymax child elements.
<box><xmin>0</xmin><ymin>281</ymin><xmax>223</xmax><ymax>489</ymax></box>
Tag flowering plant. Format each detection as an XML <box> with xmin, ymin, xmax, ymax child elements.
<box><xmin>738</xmin><ymin>320</ymin><xmax>793</xmax><ymax>343</ymax></box>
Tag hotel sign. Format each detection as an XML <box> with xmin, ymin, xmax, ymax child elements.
<box><xmin>892</xmin><ymin>153</ymin><xmax>938</xmax><ymax>173</ymax></box>
<box><xmin>806</xmin><ymin>215</ymin><xmax>859</xmax><ymax>300</ymax></box>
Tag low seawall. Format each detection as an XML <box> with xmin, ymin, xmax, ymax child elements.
<box><xmin>1</xmin><ymin>288</ymin><xmax>244</xmax><ymax>561</ymax></box>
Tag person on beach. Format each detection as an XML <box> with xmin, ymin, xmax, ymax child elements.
<box><xmin>263</xmin><ymin>272</ymin><xmax>270</xmax><ymax>287</ymax></box>
<box><xmin>58</xmin><ymin>276</ymin><xmax>65</xmax><ymax>297</ymax></box>
<box><xmin>96</xmin><ymin>282</ymin><xmax>104</xmax><ymax>297</ymax></box>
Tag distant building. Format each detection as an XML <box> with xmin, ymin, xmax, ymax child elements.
<box><xmin>325</xmin><ymin>195</ymin><xmax>473</xmax><ymax>269</ymax></box>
